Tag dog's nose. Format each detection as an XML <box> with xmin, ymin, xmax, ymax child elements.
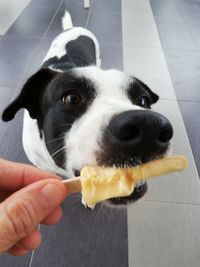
<box><xmin>108</xmin><ymin>110</ymin><xmax>173</xmax><ymax>156</ymax></box>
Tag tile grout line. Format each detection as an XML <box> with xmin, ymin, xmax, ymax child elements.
<box><xmin>160</xmin><ymin>98</ymin><xmax>200</xmax><ymax>104</ymax></box>
<box><xmin>0</xmin><ymin>85</ymin><xmax>15</xmax><ymax>88</ymax></box>
<box><xmin>123</xmin><ymin>43</ymin><xmax>200</xmax><ymax>52</ymax></box>
<box><xmin>123</xmin><ymin>1</ymin><xmax>200</xmax><ymax>266</ymax></box>
<box><xmin>26</xmin><ymin>3</ymin><xmax>64</xmax><ymax>265</ymax></box>
<box><xmin>174</xmin><ymin>0</ymin><xmax>200</xmax><ymax>49</ymax></box>
<box><xmin>27</xmin><ymin>5</ymin><xmax>61</xmax><ymax>10</ymax></box>
<box><xmin>85</xmin><ymin>0</ymin><xmax>95</xmax><ymax>28</ymax></box>
<box><xmin>8</xmin><ymin>0</ymin><xmax>64</xmax><ymax>103</ymax></box>
<box><xmin>151</xmin><ymin>2</ymin><xmax>200</xmax><ymax>176</ymax></box>
<box><xmin>143</xmin><ymin>199</ymin><xmax>200</xmax><ymax>207</ymax></box>
<box><xmin>28</xmin><ymin>225</ymin><xmax>41</xmax><ymax>267</ymax></box>
<box><xmin>150</xmin><ymin>2</ymin><xmax>200</xmax><ymax>175</ymax></box>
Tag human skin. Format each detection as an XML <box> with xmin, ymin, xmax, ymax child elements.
<box><xmin>0</xmin><ymin>158</ymin><xmax>67</xmax><ymax>256</ymax></box>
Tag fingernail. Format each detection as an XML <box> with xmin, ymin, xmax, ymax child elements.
<box><xmin>41</xmin><ymin>183</ymin><xmax>64</xmax><ymax>210</ymax></box>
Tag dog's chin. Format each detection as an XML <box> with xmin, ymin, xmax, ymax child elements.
<box><xmin>105</xmin><ymin>181</ymin><xmax>148</xmax><ymax>208</ymax></box>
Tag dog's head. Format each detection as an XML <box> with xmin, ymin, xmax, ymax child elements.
<box><xmin>2</xmin><ymin>66</ymin><xmax>173</xmax><ymax>206</ymax></box>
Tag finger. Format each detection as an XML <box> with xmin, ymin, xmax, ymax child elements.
<box><xmin>0</xmin><ymin>179</ymin><xmax>67</xmax><ymax>253</ymax></box>
<box><xmin>17</xmin><ymin>230</ymin><xmax>41</xmax><ymax>251</ymax></box>
<box><xmin>0</xmin><ymin>158</ymin><xmax>61</xmax><ymax>191</ymax></box>
<box><xmin>0</xmin><ymin>192</ymin><xmax>11</xmax><ymax>202</ymax></box>
<box><xmin>41</xmin><ymin>206</ymin><xmax>62</xmax><ymax>225</ymax></box>
<box><xmin>8</xmin><ymin>230</ymin><xmax>41</xmax><ymax>255</ymax></box>
<box><xmin>8</xmin><ymin>246</ymin><xmax>29</xmax><ymax>256</ymax></box>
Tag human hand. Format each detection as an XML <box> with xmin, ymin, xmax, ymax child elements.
<box><xmin>0</xmin><ymin>158</ymin><xmax>67</xmax><ymax>256</ymax></box>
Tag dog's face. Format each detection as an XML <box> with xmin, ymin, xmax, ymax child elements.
<box><xmin>2</xmin><ymin>66</ymin><xmax>173</xmax><ymax>206</ymax></box>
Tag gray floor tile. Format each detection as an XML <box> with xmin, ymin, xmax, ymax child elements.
<box><xmin>145</xmin><ymin>99</ymin><xmax>200</xmax><ymax>204</ymax></box>
<box><xmin>6</xmin><ymin>6</ymin><xmax>55</xmax><ymax>38</ymax></box>
<box><xmin>0</xmin><ymin>110</ymin><xmax>29</xmax><ymax>164</ymax></box>
<box><xmin>178</xmin><ymin>100</ymin><xmax>200</xmax><ymax>174</ymax></box>
<box><xmin>0</xmin><ymin>35</ymin><xmax>40</xmax><ymax>87</ymax></box>
<box><xmin>123</xmin><ymin>45</ymin><xmax>176</xmax><ymax>100</ymax></box>
<box><xmin>176</xmin><ymin>0</ymin><xmax>200</xmax><ymax>48</ymax></box>
<box><xmin>0</xmin><ymin>0</ymin><xmax>31</xmax><ymax>35</ymax></box>
<box><xmin>0</xmin><ymin>76</ymin><xmax>21</xmax><ymax>154</ymax></box>
<box><xmin>150</xmin><ymin>0</ymin><xmax>199</xmax><ymax>50</ymax></box>
<box><xmin>100</xmin><ymin>43</ymin><xmax>123</xmax><ymax>70</ymax></box>
<box><xmin>60</xmin><ymin>0</ymin><xmax>90</xmax><ymax>28</ymax></box>
<box><xmin>40</xmin><ymin>0</ymin><xmax>91</xmax><ymax>47</ymax></box>
<box><xmin>150</xmin><ymin>0</ymin><xmax>180</xmax><ymax>18</ymax></box>
<box><xmin>25</xmin><ymin>37</ymin><xmax>53</xmax><ymax>77</ymax></box>
<box><xmin>173</xmin><ymin>78</ymin><xmax>200</xmax><ymax>102</ymax></box>
<box><xmin>150</xmin><ymin>0</ymin><xmax>200</xmax><ymax>182</ymax></box>
<box><xmin>0</xmin><ymin>86</ymin><xmax>17</xmax><ymax>140</ymax></box>
<box><xmin>153</xmin><ymin>15</ymin><xmax>198</xmax><ymax>50</ymax></box>
<box><xmin>122</xmin><ymin>14</ymin><xmax>161</xmax><ymax>48</ymax></box>
<box><xmin>42</xmin><ymin>10</ymin><xmax>65</xmax><ymax>41</ymax></box>
<box><xmin>92</xmin><ymin>0</ymin><xmax>121</xmax><ymax>14</ymax></box>
<box><xmin>31</xmin><ymin>199</ymin><xmax>128</xmax><ymax>267</ymax></box>
<box><xmin>176</xmin><ymin>0</ymin><xmax>200</xmax><ymax>22</ymax></box>
<box><xmin>148</xmin><ymin>100</ymin><xmax>196</xmax><ymax>206</ymax></box>
<box><xmin>164</xmin><ymin>48</ymin><xmax>200</xmax><ymax>85</ymax></box>
<box><xmin>128</xmin><ymin>201</ymin><xmax>200</xmax><ymax>267</ymax></box>
<box><xmin>0</xmin><ymin>253</ymin><xmax>32</xmax><ymax>267</ymax></box>
<box><xmin>87</xmin><ymin>11</ymin><xmax>122</xmax><ymax>45</ymax></box>
<box><xmin>0</xmin><ymin>86</ymin><xmax>15</xmax><ymax>115</ymax></box>
<box><xmin>122</xmin><ymin>0</ymin><xmax>161</xmax><ymax>47</ymax></box>
<box><xmin>29</xmin><ymin>0</ymin><xmax>62</xmax><ymax>9</ymax></box>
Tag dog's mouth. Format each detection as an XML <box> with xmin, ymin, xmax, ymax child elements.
<box><xmin>73</xmin><ymin>154</ymin><xmax>166</xmax><ymax>207</ymax></box>
<box><xmin>108</xmin><ymin>180</ymin><xmax>148</xmax><ymax>206</ymax></box>
<box><xmin>104</xmin><ymin>159</ymin><xmax>150</xmax><ymax>206</ymax></box>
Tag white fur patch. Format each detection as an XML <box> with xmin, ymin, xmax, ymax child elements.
<box><xmin>65</xmin><ymin>67</ymin><xmax>144</xmax><ymax>175</ymax></box>
<box><xmin>22</xmin><ymin>110</ymin><xmax>70</xmax><ymax>177</ymax></box>
<box><xmin>61</xmin><ymin>11</ymin><xmax>73</xmax><ymax>31</ymax></box>
<box><xmin>43</xmin><ymin>27</ymin><xmax>101</xmax><ymax>68</ymax></box>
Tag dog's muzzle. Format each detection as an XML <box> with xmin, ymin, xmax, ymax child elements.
<box><xmin>98</xmin><ymin>110</ymin><xmax>173</xmax><ymax>206</ymax></box>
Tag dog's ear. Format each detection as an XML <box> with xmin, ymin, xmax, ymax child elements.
<box><xmin>136</xmin><ymin>79</ymin><xmax>159</xmax><ymax>104</ymax></box>
<box><xmin>2</xmin><ymin>68</ymin><xmax>56</xmax><ymax>122</ymax></box>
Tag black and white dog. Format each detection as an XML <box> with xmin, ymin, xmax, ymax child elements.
<box><xmin>2</xmin><ymin>12</ymin><xmax>173</xmax><ymax>206</ymax></box>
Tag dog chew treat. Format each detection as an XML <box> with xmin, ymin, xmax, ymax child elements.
<box><xmin>63</xmin><ymin>156</ymin><xmax>188</xmax><ymax>206</ymax></box>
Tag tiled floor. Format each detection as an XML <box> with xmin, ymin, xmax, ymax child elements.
<box><xmin>0</xmin><ymin>0</ymin><xmax>31</xmax><ymax>35</ymax></box>
<box><xmin>0</xmin><ymin>0</ymin><xmax>200</xmax><ymax>266</ymax></box>
<box><xmin>151</xmin><ymin>0</ymin><xmax>200</xmax><ymax>174</ymax></box>
<box><xmin>123</xmin><ymin>1</ymin><xmax>200</xmax><ymax>266</ymax></box>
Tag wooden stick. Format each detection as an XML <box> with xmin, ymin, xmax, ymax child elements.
<box><xmin>62</xmin><ymin>177</ymin><xmax>81</xmax><ymax>194</ymax></box>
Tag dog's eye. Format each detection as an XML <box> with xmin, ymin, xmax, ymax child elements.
<box><xmin>136</xmin><ymin>96</ymin><xmax>150</xmax><ymax>108</ymax></box>
<box><xmin>61</xmin><ymin>92</ymin><xmax>82</xmax><ymax>105</ymax></box>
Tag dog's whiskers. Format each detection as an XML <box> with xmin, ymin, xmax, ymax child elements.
<box><xmin>51</xmin><ymin>145</ymin><xmax>67</xmax><ymax>159</ymax></box>
<box><xmin>55</xmin><ymin>123</ymin><xmax>73</xmax><ymax>127</ymax></box>
<box><xmin>46</xmin><ymin>136</ymin><xmax>66</xmax><ymax>145</ymax></box>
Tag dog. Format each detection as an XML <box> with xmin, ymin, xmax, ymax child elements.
<box><xmin>2</xmin><ymin>11</ymin><xmax>173</xmax><ymax>206</ymax></box>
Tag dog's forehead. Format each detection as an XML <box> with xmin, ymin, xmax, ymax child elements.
<box><xmin>74</xmin><ymin>66</ymin><xmax>132</xmax><ymax>95</ymax></box>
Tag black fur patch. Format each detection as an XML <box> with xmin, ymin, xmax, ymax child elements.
<box><xmin>42</xmin><ymin>71</ymin><xmax>96</xmax><ymax>168</ymax></box>
<box><xmin>42</xmin><ymin>36</ymin><xmax>96</xmax><ymax>71</ymax></box>
<box><xmin>2</xmin><ymin>68</ymin><xmax>56</xmax><ymax>128</ymax></box>
<box><xmin>127</xmin><ymin>78</ymin><xmax>159</xmax><ymax>107</ymax></box>
<box><xmin>2</xmin><ymin>68</ymin><xmax>96</xmax><ymax>169</ymax></box>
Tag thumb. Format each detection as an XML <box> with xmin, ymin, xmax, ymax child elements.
<box><xmin>0</xmin><ymin>179</ymin><xmax>67</xmax><ymax>253</ymax></box>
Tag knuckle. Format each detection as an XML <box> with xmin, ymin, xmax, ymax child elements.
<box><xmin>4</xmin><ymin>196</ymin><xmax>39</xmax><ymax>238</ymax></box>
